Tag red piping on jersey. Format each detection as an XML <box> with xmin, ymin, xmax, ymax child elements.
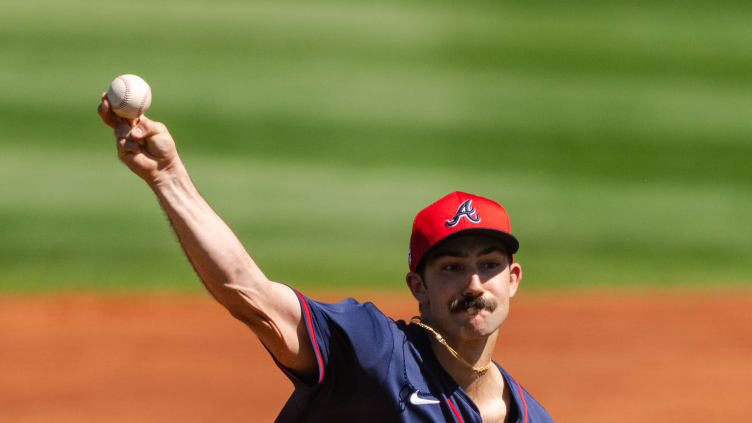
<box><xmin>514</xmin><ymin>379</ymin><xmax>529</xmax><ymax>423</ymax></box>
<box><xmin>295</xmin><ymin>290</ymin><xmax>324</xmax><ymax>384</ymax></box>
<box><xmin>445</xmin><ymin>397</ymin><xmax>464</xmax><ymax>423</ymax></box>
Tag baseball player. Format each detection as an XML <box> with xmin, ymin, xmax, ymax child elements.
<box><xmin>97</xmin><ymin>95</ymin><xmax>555</xmax><ymax>422</ymax></box>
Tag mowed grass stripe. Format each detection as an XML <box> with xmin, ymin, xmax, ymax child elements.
<box><xmin>1</xmin><ymin>148</ymin><xmax>749</xmax><ymax>291</ymax></box>
<box><xmin>4</xmin><ymin>0</ymin><xmax>752</xmax><ymax>77</ymax></box>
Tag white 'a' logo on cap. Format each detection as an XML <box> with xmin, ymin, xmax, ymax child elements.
<box><xmin>445</xmin><ymin>199</ymin><xmax>481</xmax><ymax>227</ymax></box>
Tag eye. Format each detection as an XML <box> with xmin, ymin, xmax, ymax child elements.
<box><xmin>442</xmin><ymin>263</ymin><xmax>462</xmax><ymax>272</ymax></box>
<box><xmin>482</xmin><ymin>261</ymin><xmax>501</xmax><ymax>270</ymax></box>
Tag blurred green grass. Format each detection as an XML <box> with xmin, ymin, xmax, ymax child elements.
<box><xmin>1</xmin><ymin>0</ymin><xmax>751</xmax><ymax>292</ymax></box>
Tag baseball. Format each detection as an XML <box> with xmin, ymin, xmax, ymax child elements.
<box><xmin>106</xmin><ymin>74</ymin><xmax>152</xmax><ymax>120</ymax></box>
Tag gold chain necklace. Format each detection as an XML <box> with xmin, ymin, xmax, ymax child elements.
<box><xmin>410</xmin><ymin>316</ymin><xmax>492</xmax><ymax>376</ymax></box>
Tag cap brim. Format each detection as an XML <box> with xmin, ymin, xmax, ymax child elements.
<box><xmin>415</xmin><ymin>228</ymin><xmax>520</xmax><ymax>271</ymax></box>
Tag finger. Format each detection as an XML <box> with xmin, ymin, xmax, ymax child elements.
<box><xmin>116</xmin><ymin>137</ymin><xmax>142</xmax><ymax>157</ymax></box>
<box><xmin>129</xmin><ymin>116</ymin><xmax>168</xmax><ymax>141</ymax></box>
<box><xmin>98</xmin><ymin>92</ymin><xmax>127</xmax><ymax>129</ymax></box>
<box><xmin>114</xmin><ymin>121</ymin><xmax>132</xmax><ymax>140</ymax></box>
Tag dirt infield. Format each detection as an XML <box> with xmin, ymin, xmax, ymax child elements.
<box><xmin>1</xmin><ymin>289</ymin><xmax>750</xmax><ymax>422</ymax></box>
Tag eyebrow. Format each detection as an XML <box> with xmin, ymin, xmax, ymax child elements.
<box><xmin>432</xmin><ymin>245</ymin><xmax>507</xmax><ymax>260</ymax></box>
<box><xmin>478</xmin><ymin>246</ymin><xmax>507</xmax><ymax>257</ymax></box>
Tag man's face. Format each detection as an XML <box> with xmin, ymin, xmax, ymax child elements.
<box><xmin>406</xmin><ymin>234</ymin><xmax>522</xmax><ymax>343</ymax></box>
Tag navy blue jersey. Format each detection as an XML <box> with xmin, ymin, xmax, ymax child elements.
<box><xmin>273</xmin><ymin>289</ymin><xmax>555</xmax><ymax>423</ymax></box>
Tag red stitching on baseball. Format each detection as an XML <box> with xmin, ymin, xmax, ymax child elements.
<box><xmin>137</xmin><ymin>87</ymin><xmax>149</xmax><ymax>116</ymax></box>
<box><xmin>116</xmin><ymin>76</ymin><xmax>129</xmax><ymax>110</ymax></box>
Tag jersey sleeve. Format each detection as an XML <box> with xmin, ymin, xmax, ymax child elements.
<box><xmin>280</xmin><ymin>288</ymin><xmax>397</xmax><ymax>393</ymax></box>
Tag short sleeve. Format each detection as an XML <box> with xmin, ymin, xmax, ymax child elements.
<box><xmin>284</xmin><ymin>289</ymin><xmax>397</xmax><ymax>394</ymax></box>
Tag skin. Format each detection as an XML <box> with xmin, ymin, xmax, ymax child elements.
<box><xmin>406</xmin><ymin>235</ymin><xmax>522</xmax><ymax>422</ymax></box>
<box><xmin>97</xmin><ymin>93</ymin><xmax>316</xmax><ymax>381</ymax></box>
<box><xmin>98</xmin><ymin>95</ymin><xmax>522</xmax><ymax>420</ymax></box>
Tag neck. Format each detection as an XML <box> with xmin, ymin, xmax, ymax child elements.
<box><xmin>415</xmin><ymin>316</ymin><xmax>499</xmax><ymax>386</ymax></box>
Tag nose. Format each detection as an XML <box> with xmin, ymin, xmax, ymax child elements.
<box><xmin>463</xmin><ymin>271</ymin><xmax>484</xmax><ymax>296</ymax></box>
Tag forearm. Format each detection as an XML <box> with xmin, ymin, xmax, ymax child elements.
<box><xmin>97</xmin><ymin>103</ymin><xmax>314</xmax><ymax>375</ymax></box>
<box><xmin>149</xmin><ymin>162</ymin><xmax>267</xmax><ymax>316</ymax></box>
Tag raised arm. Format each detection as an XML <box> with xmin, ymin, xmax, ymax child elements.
<box><xmin>97</xmin><ymin>94</ymin><xmax>315</xmax><ymax>379</ymax></box>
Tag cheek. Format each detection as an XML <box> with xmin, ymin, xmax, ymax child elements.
<box><xmin>488</xmin><ymin>298</ymin><xmax>511</xmax><ymax>329</ymax></box>
<box><xmin>498</xmin><ymin>297</ymin><xmax>510</xmax><ymax>315</ymax></box>
<box><xmin>489</xmin><ymin>279</ymin><xmax>512</xmax><ymax>312</ymax></box>
<box><xmin>426</xmin><ymin>288</ymin><xmax>452</xmax><ymax>312</ymax></box>
<box><xmin>495</xmin><ymin>272</ymin><xmax>513</xmax><ymax>295</ymax></box>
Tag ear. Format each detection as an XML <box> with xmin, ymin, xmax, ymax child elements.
<box><xmin>508</xmin><ymin>262</ymin><xmax>522</xmax><ymax>298</ymax></box>
<box><xmin>405</xmin><ymin>272</ymin><xmax>430</xmax><ymax>306</ymax></box>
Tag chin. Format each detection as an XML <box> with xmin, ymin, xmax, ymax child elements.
<box><xmin>455</xmin><ymin>310</ymin><xmax>500</xmax><ymax>338</ymax></box>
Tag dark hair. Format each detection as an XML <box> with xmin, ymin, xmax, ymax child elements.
<box><xmin>415</xmin><ymin>261</ymin><xmax>427</xmax><ymax>285</ymax></box>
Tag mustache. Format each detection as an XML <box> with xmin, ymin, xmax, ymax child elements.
<box><xmin>449</xmin><ymin>294</ymin><xmax>497</xmax><ymax>314</ymax></box>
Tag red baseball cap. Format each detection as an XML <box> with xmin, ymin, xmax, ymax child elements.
<box><xmin>408</xmin><ymin>191</ymin><xmax>519</xmax><ymax>272</ymax></box>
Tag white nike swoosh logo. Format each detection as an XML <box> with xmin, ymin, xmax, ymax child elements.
<box><xmin>409</xmin><ymin>390</ymin><xmax>440</xmax><ymax>405</ymax></box>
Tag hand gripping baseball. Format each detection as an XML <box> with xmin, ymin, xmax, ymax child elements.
<box><xmin>97</xmin><ymin>92</ymin><xmax>182</xmax><ymax>185</ymax></box>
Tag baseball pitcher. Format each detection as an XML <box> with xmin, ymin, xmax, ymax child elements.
<box><xmin>97</xmin><ymin>94</ymin><xmax>555</xmax><ymax>423</ymax></box>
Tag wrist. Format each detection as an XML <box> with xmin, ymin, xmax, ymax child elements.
<box><xmin>148</xmin><ymin>160</ymin><xmax>191</xmax><ymax>192</ymax></box>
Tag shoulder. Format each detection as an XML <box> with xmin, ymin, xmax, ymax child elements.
<box><xmin>304</xmin><ymin>295</ymin><xmax>395</xmax><ymax>330</ymax></box>
<box><xmin>277</xmin><ymin>294</ymin><xmax>412</xmax><ymax>420</ymax></box>
<box><xmin>296</xmin><ymin>292</ymin><xmax>406</xmax><ymax>368</ymax></box>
